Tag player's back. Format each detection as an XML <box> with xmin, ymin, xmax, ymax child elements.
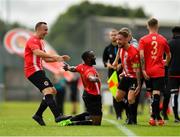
<box><xmin>139</xmin><ymin>33</ymin><xmax>169</xmax><ymax>77</ymax></box>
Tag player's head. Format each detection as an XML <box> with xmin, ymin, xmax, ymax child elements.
<box><xmin>147</xmin><ymin>18</ymin><xmax>158</xmax><ymax>31</ymax></box>
<box><xmin>81</xmin><ymin>50</ymin><xmax>96</xmax><ymax>66</ymax></box>
<box><xmin>172</xmin><ymin>26</ymin><xmax>180</xmax><ymax>37</ymax></box>
<box><xmin>35</xmin><ymin>22</ymin><xmax>48</xmax><ymax>39</ymax></box>
<box><xmin>116</xmin><ymin>30</ymin><xmax>129</xmax><ymax>48</ymax></box>
<box><xmin>120</xmin><ymin>27</ymin><xmax>132</xmax><ymax>41</ymax></box>
<box><xmin>109</xmin><ymin>29</ymin><xmax>118</xmax><ymax>43</ymax></box>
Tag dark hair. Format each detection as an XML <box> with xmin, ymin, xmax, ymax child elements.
<box><xmin>81</xmin><ymin>50</ymin><xmax>93</xmax><ymax>61</ymax></box>
<box><xmin>35</xmin><ymin>22</ymin><xmax>47</xmax><ymax>31</ymax></box>
<box><xmin>147</xmin><ymin>18</ymin><xmax>158</xmax><ymax>27</ymax></box>
<box><xmin>118</xmin><ymin>30</ymin><xmax>129</xmax><ymax>38</ymax></box>
<box><xmin>172</xmin><ymin>26</ymin><xmax>180</xmax><ymax>33</ymax></box>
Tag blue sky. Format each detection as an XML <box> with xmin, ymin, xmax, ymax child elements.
<box><xmin>0</xmin><ymin>0</ymin><xmax>180</xmax><ymax>28</ymax></box>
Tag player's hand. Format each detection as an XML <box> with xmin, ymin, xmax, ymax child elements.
<box><xmin>117</xmin><ymin>64</ymin><xmax>122</xmax><ymax>71</ymax></box>
<box><xmin>119</xmin><ymin>73</ymin><xmax>124</xmax><ymax>78</ymax></box>
<box><xmin>63</xmin><ymin>63</ymin><xmax>69</xmax><ymax>71</ymax></box>
<box><xmin>142</xmin><ymin>70</ymin><xmax>150</xmax><ymax>80</ymax></box>
<box><xmin>62</xmin><ymin>55</ymin><xmax>71</xmax><ymax>61</ymax></box>
<box><xmin>52</xmin><ymin>55</ymin><xmax>62</xmax><ymax>62</ymax></box>
<box><xmin>106</xmin><ymin>63</ymin><xmax>114</xmax><ymax>69</ymax></box>
<box><xmin>112</xmin><ymin>62</ymin><xmax>118</xmax><ymax>69</ymax></box>
<box><xmin>134</xmin><ymin>85</ymin><xmax>141</xmax><ymax>96</ymax></box>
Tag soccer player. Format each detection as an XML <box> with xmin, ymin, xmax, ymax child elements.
<box><xmin>139</xmin><ymin>18</ymin><xmax>171</xmax><ymax>126</ymax></box>
<box><xmin>167</xmin><ymin>26</ymin><xmax>180</xmax><ymax>122</ymax></box>
<box><xmin>24</xmin><ymin>22</ymin><xmax>71</xmax><ymax>126</ymax></box>
<box><xmin>113</xmin><ymin>30</ymin><xmax>141</xmax><ymax>125</ymax></box>
<box><xmin>61</xmin><ymin>50</ymin><xmax>102</xmax><ymax>126</ymax></box>
<box><xmin>103</xmin><ymin>29</ymin><xmax>124</xmax><ymax>120</ymax></box>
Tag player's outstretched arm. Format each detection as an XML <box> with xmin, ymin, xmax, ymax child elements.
<box><xmin>63</xmin><ymin>62</ymin><xmax>76</xmax><ymax>72</ymax></box>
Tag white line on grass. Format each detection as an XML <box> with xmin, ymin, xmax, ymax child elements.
<box><xmin>104</xmin><ymin>118</ymin><xmax>137</xmax><ymax>137</ymax></box>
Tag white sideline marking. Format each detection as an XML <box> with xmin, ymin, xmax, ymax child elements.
<box><xmin>104</xmin><ymin>118</ymin><xmax>137</xmax><ymax>137</ymax></box>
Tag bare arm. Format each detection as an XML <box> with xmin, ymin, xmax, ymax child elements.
<box><xmin>139</xmin><ymin>50</ymin><xmax>149</xmax><ymax>80</ymax></box>
<box><xmin>33</xmin><ymin>49</ymin><xmax>70</xmax><ymax>62</ymax></box>
<box><xmin>112</xmin><ymin>48</ymin><xmax>120</xmax><ymax>68</ymax></box>
<box><xmin>165</xmin><ymin>52</ymin><xmax>171</xmax><ymax>66</ymax></box>
<box><xmin>88</xmin><ymin>75</ymin><xmax>100</xmax><ymax>82</ymax></box>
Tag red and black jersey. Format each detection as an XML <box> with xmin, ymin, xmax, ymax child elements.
<box><xmin>75</xmin><ymin>64</ymin><xmax>101</xmax><ymax>95</ymax></box>
<box><xmin>139</xmin><ymin>33</ymin><xmax>170</xmax><ymax>78</ymax></box>
<box><xmin>24</xmin><ymin>35</ymin><xmax>45</xmax><ymax>78</ymax></box>
<box><xmin>120</xmin><ymin>45</ymin><xmax>140</xmax><ymax>78</ymax></box>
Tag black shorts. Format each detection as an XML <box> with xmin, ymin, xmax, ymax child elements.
<box><xmin>145</xmin><ymin>77</ymin><xmax>165</xmax><ymax>92</ymax></box>
<box><xmin>118</xmin><ymin>77</ymin><xmax>138</xmax><ymax>93</ymax></box>
<box><xmin>28</xmin><ymin>70</ymin><xmax>53</xmax><ymax>92</ymax></box>
<box><xmin>82</xmin><ymin>91</ymin><xmax>102</xmax><ymax>116</ymax></box>
<box><xmin>167</xmin><ymin>77</ymin><xmax>180</xmax><ymax>94</ymax></box>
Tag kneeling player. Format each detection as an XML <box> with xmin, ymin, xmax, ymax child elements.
<box><xmin>60</xmin><ymin>50</ymin><xmax>102</xmax><ymax>126</ymax></box>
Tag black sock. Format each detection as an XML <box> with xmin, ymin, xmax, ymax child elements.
<box><xmin>45</xmin><ymin>94</ymin><xmax>60</xmax><ymax>118</ymax></box>
<box><xmin>70</xmin><ymin>112</ymin><xmax>90</xmax><ymax>121</ymax></box>
<box><xmin>162</xmin><ymin>92</ymin><xmax>170</xmax><ymax>115</ymax></box>
<box><xmin>72</xmin><ymin>120</ymin><xmax>93</xmax><ymax>125</ymax></box>
<box><xmin>35</xmin><ymin>97</ymin><xmax>48</xmax><ymax>117</ymax></box>
<box><xmin>129</xmin><ymin>103</ymin><xmax>136</xmax><ymax>123</ymax></box>
<box><xmin>123</xmin><ymin>99</ymin><xmax>129</xmax><ymax>119</ymax></box>
<box><xmin>172</xmin><ymin>94</ymin><xmax>179</xmax><ymax>119</ymax></box>
<box><xmin>113</xmin><ymin>98</ymin><xmax>123</xmax><ymax>118</ymax></box>
<box><xmin>152</xmin><ymin>94</ymin><xmax>161</xmax><ymax>120</ymax></box>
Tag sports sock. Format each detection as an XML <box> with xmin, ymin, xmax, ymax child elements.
<box><xmin>45</xmin><ymin>94</ymin><xmax>60</xmax><ymax>118</ymax></box>
<box><xmin>35</xmin><ymin>97</ymin><xmax>48</xmax><ymax>117</ymax></box>
<box><xmin>70</xmin><ymin>112</ymin><xmax>90</xmax><ymax>121</ymax></box>
<box><xmin>162</xmin><ymin>92</ymin><xmax>170</xmax><ymax>115</ymax></box>
<box><xmin>129</xmin><ymin>103</ymin><xmax>136</xmax><ymax>123</ymax></box>
<box><xmin>124</xmin><ymin>99</ymin><xmax>130</xmax><ymax>119</ymax></box>
<box><xmin>152</xmin><ymin>94</ymin><xmax>161</xmax><ymax>120</ymax></box>
<box><xmin>113</xmin><ymin>98</ymin><xmax>123</xmax><ymax>119</ymax></box>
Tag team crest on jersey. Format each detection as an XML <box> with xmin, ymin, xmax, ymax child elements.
<box><xmin>152</xmin><ymin>36</ymin><xmax>157</xmax><ymax>40</ymax></box>
<box><xmin>44</xmin><ymin>81</ymin><xmax>49</xmax><ymax>86</ymax></box>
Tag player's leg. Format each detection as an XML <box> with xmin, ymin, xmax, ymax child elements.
<box><xmin>168</xmin><ymin>77</ymin><xmax>180</xmax><ymax>122</ymax></box>
<box><xmin>28</xmin><ymin>71</ymin><xmax>49</xmax><ymax>126</ymax></box>
<box><xmin>151</xmin><ymin>77</ymin><xmax>165</xmax><ymax>125</ymax></box>
<box><xmin>59</xmin><ymin>91</ymin><xmax>102</xmax><ymax>126</ymax></box>
<box><xmin>162</xmin><ymin>67</ymin><xmax>170</xmax><ymax>120</ymax></box>
<box><xmin>42</xmin><ymin>87</ymin><xmax>71</xmax><ymax>122</ymax></box>
<box><xmin>55</xmin><ymin>88</ymin><xmax>66</xmax><ymax>115</ymax></box>
<box><xmin>113</xmin><ymin>97</ymin><xmax>124</xmax><ymax>120</ymax></box>
<box><xmin>83</xmin><ymin>91</ymin><xmax>102</xmax><ymax>125</ymax></box>
<box><xmin>127</xmin><ymin>78</ymin><xmax>139</xmax><ymax>125</ymax></box>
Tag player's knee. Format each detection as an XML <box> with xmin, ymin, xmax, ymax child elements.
<box><xmin>128</xmin><ymin>98</ymin><xmax>135</xmax><ymax>104</ymax></box>
<box><xmin>43</xmin><ymin>87</ymin><xmax>57</xmax><ymax>95</ymax></box>
<box><xmin>115</xmin><ymin>91</ymin><xmax>123</xmax><ymax>102</ymax></box>
<box><xmin>91</xmin><ymin>115</ymin><xmax>102</xmax><ymax>125</ymax></box>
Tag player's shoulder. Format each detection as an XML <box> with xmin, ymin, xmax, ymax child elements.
<box><xmin>28</xmin><ymin>36</ymin><xmax>40</xmax><ymax>44</ymax></box>
<box><xmin>140</xmin><ymin>34</ymin><xmax>149</xmax><ymax>40</ymax></box>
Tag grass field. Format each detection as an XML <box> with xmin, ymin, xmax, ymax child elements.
<box><xmin>0</xmin><ymin>101</ymin><xmax>180</xmax><ymax>136</ymax></box>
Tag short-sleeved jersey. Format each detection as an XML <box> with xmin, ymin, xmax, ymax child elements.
<box><xmin>139</xmin><ymin>33</ymin><xmax>170</xmax><ymax>78</ymax></box>
<box><xmin>24</xmin><ymin>36</ymin><xmax>45</xmax><ymax>78</ymax></box>
<box><xmin>76</xmin><ymin>64</ymin><xmax>101</xmax><ymax>95</ymax></box>
<box><xmin>120</xmin><ymin>45</ymin><xmax>140</xmax><ymax>78</ymax></box>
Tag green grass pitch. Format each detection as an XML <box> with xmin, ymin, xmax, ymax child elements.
<box><xmin>0</xmin><ymin>102</ymin><xmax>180</xmax><ymax>136</ymax></box>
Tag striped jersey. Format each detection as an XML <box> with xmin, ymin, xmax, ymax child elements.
<box><xmin>24</xmin><ymin>35</ymin><xmax>45</xmax><ymax>78</ymax></box>
<box><xmin>119</xmin><ymin>45</ymin><xmax>140</xmax><ymax>78</ymax></box>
